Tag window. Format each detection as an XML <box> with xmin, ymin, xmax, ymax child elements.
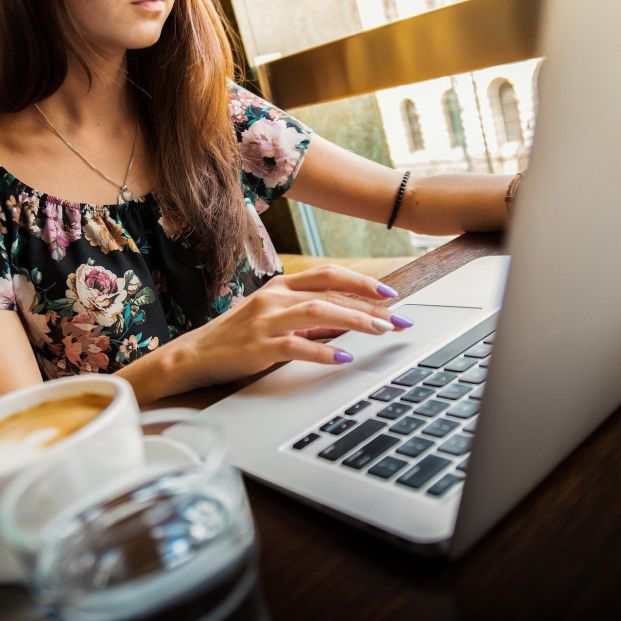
<box><xmin>401</xmin><ymin>99</ymin><xmax>425</xmax><ymax>151</ymax></box>
<box><xmin>442</xmin><ymin>88</ymin><xmax>466</xmax><ymax>148</ymax></box>
<box><xmin>382</xmin><ymin>0</ymin><xmax>399</xmax><ymax>22</ymax></box>
<box><xmin>496</xmin><ymin>80</ymin><xmax>523</xmax><ymax>143</ymax></box>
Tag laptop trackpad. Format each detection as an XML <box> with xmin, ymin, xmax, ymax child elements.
<box><xmin>334</xmin><ymin>304</ymin><xmax>483</xmax><ymax>375</ymax></box>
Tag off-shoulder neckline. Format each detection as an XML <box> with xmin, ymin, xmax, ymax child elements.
<box><xmin>0</xmin><ymin>164</ymin><xmax>155</xmax><ymax>210</ymax></box>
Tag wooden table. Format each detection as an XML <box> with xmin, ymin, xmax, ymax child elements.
<box><xmin>3</xmin><ymin>233</ymin><xmax>620</xmax><ymax>620</ymax></box>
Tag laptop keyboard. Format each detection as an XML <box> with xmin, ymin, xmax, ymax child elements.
<box><xmin>289</xmin><ymin>312</ymin><xmax>499</xmax><ymax>499</ymax></box>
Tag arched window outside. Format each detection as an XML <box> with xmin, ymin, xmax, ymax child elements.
<box><xmin>382</xmin><ymin>0</ymin><xmax>399</xmax><ymax>21</ymax></box>
<box><xmin>401</xmin><ymin>99</ymin><xmax>425</xmax><ymax>152</ymax></box>
<box><xmin>498</xmin><ymin>81</ymin><xmax>523</xmax><ymax>143</ymax></box>
<box><xmin>442</xmin><ymin>88</ymin><xmax>466</xmax><ymax>148</ymax></box>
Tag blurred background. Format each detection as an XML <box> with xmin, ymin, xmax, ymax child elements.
<box><xmin>221</xmin><ymin>0</ymin><xmax>542</xmax><ymax>276</ymax></box>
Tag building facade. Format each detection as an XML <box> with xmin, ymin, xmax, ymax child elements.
<box><xmin>357</xmin><ymin>0</ymin><xmax>541</xmax><ymax>177</ymax></box>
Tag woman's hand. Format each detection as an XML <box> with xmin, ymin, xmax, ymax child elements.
<box><xmin>159</xmin><ymin>265</ymin><xmax>413</xmax><ymax>396</ymax></box>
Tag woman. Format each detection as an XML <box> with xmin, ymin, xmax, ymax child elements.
<box><xmin>0</xmin><ymin>0</ymin><xmax>512</xmax><ymax>405</ymax></box>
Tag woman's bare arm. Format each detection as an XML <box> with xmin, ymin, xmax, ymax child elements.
<box><xmin>0</xmin><ymin>308</ymin><xmax>178</xmax><ymax>404</ymax></box>
<box><xmin>0</xmin><ymin>311</ymin><xmax>44</xmax><ymax>394</ymax></box>
<box><xmin>286</xmin><ymin>134</ymin><xmax>511</xmax><ymax>235</ymax></box>
<box><xmin>1</xmin><ymin>265</ymin><xmax>413</xmax><ymax>406</ymax></box>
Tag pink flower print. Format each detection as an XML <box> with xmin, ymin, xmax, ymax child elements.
<box><xmin>12</xmin><ymin>275</ymin><xmax>52</xmax><ymax>348</ymax></box>
<box><xmin>219</xmin><ymin>283</ymin><xmax>233</xmax><ymax>297</ymax></box>
<box><xmin>66</xmin><ymin>264</ymin><xmax>128</xmax><ymax>327</ymax></box>
<box><xmin>230</xmin><ymin>294</ymin><xmax>245</xmax><ymax>308</ymax></box>
<box><xmin>229</xmin><ymin>89</ymin><xmax>263</xmax><ymax>122</ymax></box>
<box><xmin>60</xmin><ymin>312</ymin><xmax>110</xmax><ymax>373</ymax></box>
<box><xmin>6</xmin><ymin>192</ymin><xmax>41</xmax><ymax>236</ymax></box>
<box><xmin>119</xmin><ymin>334</ymin><xmax>140</xmax><ymax>358</ymax></box>
<box><xmin>243</xmin><ymin>201</ymin><xmax>283</xmax><ymax>278</ymax></box>
<box><xmin>240</xmin><ymin>118</ymin><xmax>304</xmax><ymax>188</ymax></box>
<box><xmin>0</xmin><ymin>276</ymin><xmax>15</xmax><ymax>310</ymax></box>
<box><xmin>42</xmin><ymin>197</ymin><xmax>82</xmax><ymax>261</ymax></box>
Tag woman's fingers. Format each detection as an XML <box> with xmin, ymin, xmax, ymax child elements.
<box><xmin>271</xmin><ymin>335</ymin><xmax>354</xmax><ymax>365</ymax></box>
<box><xmin>250</xmin><ymin>285</ymin><xmax>412</xmax><ymax>331</ymax></box>
<box><xmin>295</xmin><ymin>327</ymin><xmax>347</xmax><ymax>340</ymax></box>
<box><xmin>278</xmin><ymin>264</ymin><xmax>399</xmax><ymax>301</ymax></box>
<box><xmin>267</xmin><ymin>300</ymin><xmax>397</xmax><ymax>336</ymax></box>
<box><xmin>293</xmin><ymin>290</ymin><xmax>412</xmax><ymax>330</ymax></box>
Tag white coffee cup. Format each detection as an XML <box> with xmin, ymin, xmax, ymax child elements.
<box><xmin>0</xmin><ymin>375</ymin><xmax>145</xmax><ymax>583</ymax></box>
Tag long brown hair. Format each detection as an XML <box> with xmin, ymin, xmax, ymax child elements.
<box><xmin>0</xmin><ymin>0</ymin><xmax>246</xmax><ymax>301</ymax></box>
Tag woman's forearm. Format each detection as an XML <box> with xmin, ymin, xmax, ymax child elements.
<box><xmin>115</xmin><ymin>340</ymin><xmax>191</xmax><ymax>407</ymax></box>
<box><xmin>399</xmin><ymin>173</ymin><xmax>512</xmax><ymax>235</ymax></box>
<box><xmin>287</xmin><ymin>136</ymin><xmax>512</xmax><ymax>237</ymax></box>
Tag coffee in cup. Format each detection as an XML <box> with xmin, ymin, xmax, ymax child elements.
<box><xmin>0</xmin><ymin>393</ymin><xmax>113</xmax><ymax>472</ymax></box>
<box><xmin>0</xmin><ymin>376</ymin><xmax>144</xmax><ymax>583</ymax></box>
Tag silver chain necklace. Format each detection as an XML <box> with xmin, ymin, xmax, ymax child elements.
<box><xmin>34</xmin><ymin>102</ymin><xmax>139</xmax><ymax>206</ymax></box>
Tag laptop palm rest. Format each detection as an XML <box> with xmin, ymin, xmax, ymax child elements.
<box><xmin>204</xmin><ymin>303</ymin><xmax>485</xmax><ymax>446</ymax></box>
<box><xmin>334</xmin><ymin>303</ymin><xmax>482</xmax><ymax>376</ymax></box>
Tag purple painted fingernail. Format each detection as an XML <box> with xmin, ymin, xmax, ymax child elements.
<box><xmin>334</xmin><ymin>350</ymin><xmax>354</xmax><ymax>363</ymax></box>
<box><xmin>377</xmin><ymin>283</ymin><xmax>399</xmax><ymax>298</ymax></box>
<box><xmin>391</xmin><ymin>314</ymin><xmax>414</xmax><ymax>329</ymax></box>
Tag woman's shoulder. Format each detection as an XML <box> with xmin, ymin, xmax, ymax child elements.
<box><xmin>227</xmin><ymin>81</ymin><xmax>312</xmax><ymax>205</ymax></box>
<box><xmin>0</xmin><ymin>109</ymin><xmax>38</xmax><ymax>149</ymax></box>
<box><xmin>0</xmin><ymin>110</ymin><xmax>47</xmax><ymax>196</ymax></box>
<box><xmin>227</xmin><ymin>81</ymin><xmax>311</xmax><ymax>137</ymax></box>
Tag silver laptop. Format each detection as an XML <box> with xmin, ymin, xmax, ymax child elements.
<box><xmin>199</xmin><ymin>0</ymin><xmax>621</xmax><ymax>557</ymax></box>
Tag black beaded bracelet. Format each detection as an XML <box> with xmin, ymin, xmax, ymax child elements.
<box><xmin>387</xmin><ymin>170</ymin><xmax>412</xmax><ymax>230</ymax></box>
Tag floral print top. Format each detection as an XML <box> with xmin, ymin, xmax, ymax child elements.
<box><xmin>0</xmin><ymin>84</ymin><xmax>312</xmax><ymax>379</ymax></box>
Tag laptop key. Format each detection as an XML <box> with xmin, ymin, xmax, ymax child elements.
<box><xmin>437</xmin><ymin>383</ymin><xmax>472</xmax><ymax>400</ymax></box>
<box><xmin>368</xmin><ymin>456</ymin><xmax>408</xmax><ymax>479</ymax></box>
<box><xmin>414</xmin><ymin>400</ymin><xmax>450</xmax><ymax>417</ymax></box>
<box><xmin>446</xmin><ymin>400</ymin><xmax>479</xmax><ymax>419</ymax></box>
<box><xmin>344</xmin><ymin>400</ymin><xmax>371</xmax><ymax>416</ymax></box>
<box><xmin>292</xmin><ymin>433</ymin><xmax>320</xmax><ymax>451</ymax></box>
<box><xmin>479</xmin><ymin>356</ymin><xmax>491</xmax><ymax>368</ymax></box>
<box><xmin>427</xmin><ymin>474</ymin><xmax>464</xmax><ymax>497</ymax></box>
<box><xmin>460</xmin><ymin>367</ymin><xmax>488</xmax><ymax>384</ymax></box>
<box><xmin>342</xmin><ymin>434</ymin><xmax>399</xmax><ymax>470</ymax></box>
<box><xmin>469</xmin><ymin>385</ymin><xmax>485</xmax><ymax>400</ymax></box>
<box><xmin>377</xmin><ymin>402</ymin><xmax>412</xmax><ymax>420</ymax></box>
<box><xmin>444</xmin><ymin>357</ymin><xmax>477</xmax><ymax>373</ymax></box>
<box><xmin>402</xmin><ymin>387</ymin><xmax>435</xmax><ymax>403</ymax></box>
<box><xmin>463</xmin><ymin>417</ymin><xmax>478</xmax><ymax>434</ymax></box>
<box><xmin>396</xmin><ymin>436</ymin><xmax>434</xmax><ymax>458</ymax></box>
<box><xmin>320</xmin><ymin>416</ymin><xmax>357</xmax><ymax>435</ymax></box>
<box><xmin>483</xmin><ymin>332</ymin><xmax>495</xmax><ymax>344</ymax></box>
<box><xmin>389</xmin><ymin>416</ymin><xmax>426</xmax><ymax>435</ymax></box>
<box><xmin>457</xmin><ymin>457</ymin><xmax>469</xmax><ymax>472</ymax></box>
<box><xmin>369</xmin><ymin>386</ymin><xmax>405</xmax><ymax>402</ymax></box>
<box><xmin>418</xmin><ymin>313</ymin><xmax>499</xmax><ymax>369</ymax></box>
<box><xmin>397</xmin><ymin>455</ymin><xmax>452</xmax><ymax>489</ymax></box>
<box><xmin>422</xmin><ymin>418</ymin><xmax>459</xmax><ymax>438</ymax></box>
<box><xmin>318</xmin><ymin>419</ymin><xmax>386</xmax><ymax>462</ymax></box>
<box><xmin>423</xmin><ymin>372</ymin><xmax>457</xmax><ymax>388</ymax></box>
<box><xmin>438</xmin><ymin>434</ymin><xmax>472</xmax><ymax>456</ymax></box>
<box><xmin>392</xmin><ymin>368</ymin><xmax>432</xmax><ymax>387</ymax></box>
<box><xmin>464</xmin><ymin>343</ymin><xmax>493</xmax><ymax>358</ymax></box>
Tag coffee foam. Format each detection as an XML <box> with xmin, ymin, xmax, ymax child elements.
<box><xmin>0</xmin><ymin>393</ymin><xmax>112</xmax><ymax>475</ymax></box>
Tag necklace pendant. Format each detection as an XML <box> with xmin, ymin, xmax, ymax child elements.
<box><xmin>118</xmin><ymin>185</ymin><xmax>133</xmax><ymax>205</ymax></box>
